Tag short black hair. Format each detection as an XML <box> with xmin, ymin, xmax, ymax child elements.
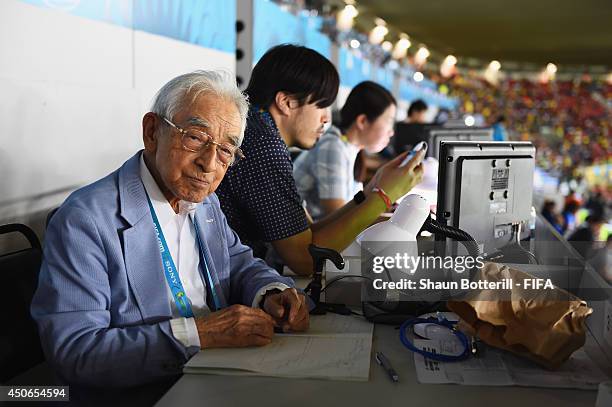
<box><xmin>246</xmin><ymin>44</ymin><xmax>339</xmax><ymax>109</ymax></box>
<box><xmin>407</xmin><ymin>99</ymin><xmax>428</xmax><ymax>117</ymax></box>
<box><xmin>339</xmin><ymin>81</ymin><xmax>396</xmax><ymax>131</ymax></box>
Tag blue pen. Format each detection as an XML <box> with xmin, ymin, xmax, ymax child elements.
<box><xmin>375</xmin><ymin>351</ymin><xmax>399</xmax><ymax>382</ymax></box>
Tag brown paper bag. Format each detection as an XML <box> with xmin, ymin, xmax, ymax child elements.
<box><xmin>447</xmin><ymin>262</ymin><xmax>592</xmax><ymax>369</ymax></box>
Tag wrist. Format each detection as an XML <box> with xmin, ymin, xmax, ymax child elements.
<box><xmin>372</xmin><ymin>187</ymin><xmax>393</xmax><ymax>211</ymax></box>
<box><xmin>362</xmin><ymin>189</ymin><xmax>389</xmax><ymax>214</ymax></box>
<box><xmin>194</xmin><ymin>317</ymin><xmax>210</xmax><ymax>349</ymax></box>
<box><xmin>353</xmin><ymin>190</ymin><xmax>366</xmax><ymax>205</ymax></box>
<box><xmin>259</xmin><ymin>288</ymin><xmax>282</xmax><ymax>309</ymax></box>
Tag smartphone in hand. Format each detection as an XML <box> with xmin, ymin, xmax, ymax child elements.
<box><xmin>399</xmin><ymin>141</ymin><xmax>428</xmax><ymax>168</ymax></box>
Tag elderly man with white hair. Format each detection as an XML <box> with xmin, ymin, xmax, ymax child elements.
<box><xmin>31</xmin><ymin>71</ymin><xmax>309</xmax><ymax>388</ymax></box>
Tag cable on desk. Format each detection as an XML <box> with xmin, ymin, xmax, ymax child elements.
<box><xmin>399</xmin><ymin>314</ymin><xmax>472</xmax><ymax>362</ymax></box>
<box><xmin>321</xmin><ymin>275</ymin><xmax>374</xmax><ymax>293</ymax></box>
<box><xmin>511</xmin><ymin>223</ymin><xmax>539</xmax><ymax>264</ymax></box>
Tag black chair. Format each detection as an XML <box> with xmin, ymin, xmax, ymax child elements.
<box><xmin>0</xmin><ymin>223</ymin><xmax>45</xmax><ymax>383</ymax></box>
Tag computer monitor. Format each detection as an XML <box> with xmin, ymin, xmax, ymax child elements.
<box><xmin>391</xmin><ymin>123</ymin><xmax>437</xmax><ymax>154</ymax></box>
<box><xmin>435</xmin><ymin>141</ymin><xmax>536</xmax><ymax>256</ymax></box>
<box><xmin>391</xmin><ymin>125</ymin><xmax>493</xmax><ymax>160</ymax></box>
<box><xmin>427</xmin><ymin>127</ymin><xmax>493</xmax><ymax>160</ymax></box>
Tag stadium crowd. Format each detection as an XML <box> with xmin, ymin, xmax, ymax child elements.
<box><xmin>442</xmin><ymin>74</ymin><xmax>611</xmax><ymax>182</ymax></box>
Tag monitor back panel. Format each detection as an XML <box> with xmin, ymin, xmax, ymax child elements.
<box><xmin>436</xmin><ymin>141</ymin><xmax>536</xmax><ymax>255</ymax></box>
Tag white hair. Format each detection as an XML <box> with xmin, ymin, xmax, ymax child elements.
<box><xmin>151</xmin><ymin>70</ymin><xmax>249</xmax><ymax>146</ymax></box>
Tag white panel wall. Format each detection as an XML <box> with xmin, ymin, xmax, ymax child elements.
<box><xmin>0</xmin><ymin>0</ymin><xmax>235</xmax><ymax>229</ymax></box>
<box><xmin>0</xmin><ymin>1</ymin><xmax>133</xmax><ymax>87</ymax></box>
<box><xmin>134</xmin><ymin>30</ymin><xmax>235</xmax><ymax>115</ymax></box>
<box><xmin>0</xmin><ymin>78</ymin><xmax>141</xmax><ymax>210</ymax></box>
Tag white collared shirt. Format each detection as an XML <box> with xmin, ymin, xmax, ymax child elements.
<box><xmin>139</xmin><ymin>156</ymin><xmax>288</xmax><ymax>349</ymax></box>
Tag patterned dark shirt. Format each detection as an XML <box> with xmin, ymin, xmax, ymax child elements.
<box><xmin>216</xmin><ymin>107</ymin><xmax>309</xmax><ymax>259</ymax></box>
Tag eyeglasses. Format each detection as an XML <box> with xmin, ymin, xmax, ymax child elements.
<box><xmin>161</xmin><ymin>117</ymin><xmax>244</xmax><ymax>166</ymax></box>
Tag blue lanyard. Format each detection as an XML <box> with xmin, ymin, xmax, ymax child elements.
<box><xmin>146</xmin><ymin>196</ymin><xmax>196</xmax><ymax>317</ymax></box>
<box><xmin>146</xmin><ymin>195</ymin><xmax>221</xmax><ymax>315</ymax></box>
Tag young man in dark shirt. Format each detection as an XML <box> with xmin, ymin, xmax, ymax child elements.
<box><xmin>217</xmin><ymin>44</ymin><xmax>424</xmax><ymax>275</ymax></box>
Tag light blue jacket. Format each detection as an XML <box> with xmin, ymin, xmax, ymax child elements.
<box><xmin>31</xmin><ymin>151</ymin><xmax>294</xmax><ymax>387</ymax></box>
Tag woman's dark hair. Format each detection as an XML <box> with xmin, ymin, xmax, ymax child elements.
<box><xmin>339</xmin><ymin>81</ymin><xmax>396</xmax><ymax>131</ymax></box>
<box><xmin>245</xmin><ymin>44</ymin><xmax>339</xmax><ymax>109</ymax></box>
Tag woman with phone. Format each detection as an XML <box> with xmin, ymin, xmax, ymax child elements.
<box><xmin>293</xmin><ymin>81</ymin><xmax>401</xmax><ymax>220</ymax></box>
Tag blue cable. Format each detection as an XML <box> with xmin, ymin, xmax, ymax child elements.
<box><xmin>399</xmin><ymin>315</ymin><xmax>472</xmax><ymax>362</ymax></box>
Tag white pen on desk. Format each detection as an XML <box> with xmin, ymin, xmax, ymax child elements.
<box><xmin>375</xmin><ymin>351</ymin><xmax>399</xmax><ymax>383</ymax></box>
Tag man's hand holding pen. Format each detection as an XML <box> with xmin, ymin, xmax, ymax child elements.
<box><xmin>263</xmin><ymin>288</ymin><xmax>310</xmax><ymax>333</ymax></box>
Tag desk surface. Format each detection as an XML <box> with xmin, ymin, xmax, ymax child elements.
<box><xmin>155</xmin><ymin>323</ymin><xmax>598</xmax><ymax>407</ymax></box>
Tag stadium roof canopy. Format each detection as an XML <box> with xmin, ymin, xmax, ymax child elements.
<box><xmin>353</xmin><ymin>0</ymin><xmax>612</xmax><ymax>71</ymax></box>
